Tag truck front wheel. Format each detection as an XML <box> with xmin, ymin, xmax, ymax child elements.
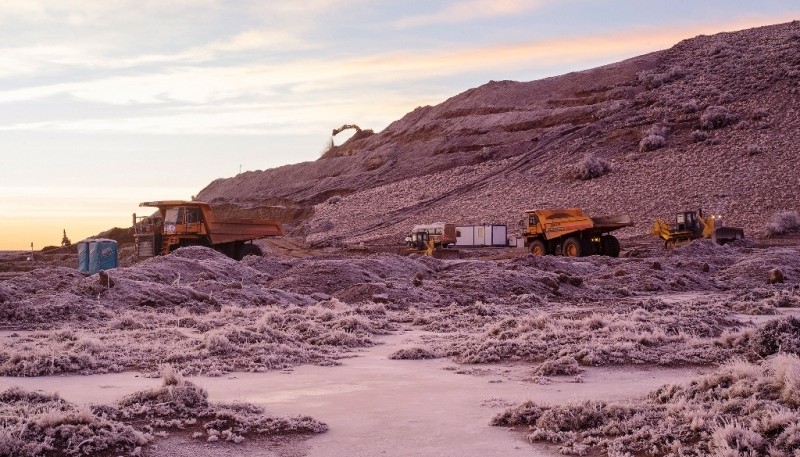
<box><xmin>529</xmin><ymin>240</ymin><xmax>547</xmax><ymax>256</ymax></box>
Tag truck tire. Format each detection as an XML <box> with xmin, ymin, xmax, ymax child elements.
<box><xmin>600</xmin><ymin>235</ymin><xmax>620</xmax><ymax>257</ymax></box>
<box><xmin>529</xmin><ymin>240</ymin><xmax>547</xmax><ymax>256</ymax></box>
<box><xmin>562</xmin><ymin>237</ymin><xmax>583</xmax><ymax>257</ymax></box>
<box><xmin>237</xmin><ymin>243</ymin><xmax>263</xmax><ymax>260</ymax></box>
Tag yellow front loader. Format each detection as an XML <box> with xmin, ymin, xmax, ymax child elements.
<box><xmin>651</xmin><ymin>209</ymin><xmax>744</xmax><ymax>249</ymax></box>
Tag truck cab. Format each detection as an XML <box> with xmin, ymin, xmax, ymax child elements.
<box><xmin>675</xmin><ymin>210</ymin><xmax>702</xmax><ymax>236</ymax></box>
<box><xmin>163</xmin><ymin>205</ymin><xmax>205</xmax><ymax>236</ymax></box>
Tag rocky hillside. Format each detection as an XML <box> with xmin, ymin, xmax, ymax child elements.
<box><xmin>196</xmin><ymin>21</ymin><xmax>800</xmax><ymax>246</ymax></box>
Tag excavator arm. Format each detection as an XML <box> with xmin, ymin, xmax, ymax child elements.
<box><xmin>332</xmin><ymin>124</ymin><xmax>362</xmax><ymax>136</ymax></box>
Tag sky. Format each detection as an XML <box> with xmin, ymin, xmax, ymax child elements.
<box><xmin>0</xmin><ymin>1</ymin><xmax>798</xmax><ymax>250</ymax></box>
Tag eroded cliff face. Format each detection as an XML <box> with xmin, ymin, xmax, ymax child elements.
<box><xmin>197</xmin><ymin>21</ymin><xmax>800</xmax><ymax>245</ymax></box>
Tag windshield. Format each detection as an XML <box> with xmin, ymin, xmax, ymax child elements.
<box><xmin>164</xmin><ymin>208</ymin><xmax>181</xmax><ymax>224</ymax></box>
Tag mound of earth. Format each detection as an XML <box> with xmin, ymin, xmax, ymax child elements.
<box><xmin>195</xmin><ymin>21</ymin><xmax>800</xmax><ymax>247</ymax></box>
<box><xmin>2</xmin><ymin>243</ymin><xmax>799</xmax><ymax>378</ymax></box>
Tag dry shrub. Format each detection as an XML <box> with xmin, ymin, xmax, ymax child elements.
<box><xmin>639</xmin><ymin>125</ymin><xmax>668</xmax><ymax>152</ymax></box>
<box><xmin>573</xmin><ymin>154</ymin><xmax>611</xmax><ymax>180</ymax></box>
<box><xmin>0</xmin><ymin>387</ymin><xmax>148</xmax><ymax>457</ymax></box>
<box><xmin>691</xmin><ymin>129</ymin><xmax>709</xmax><ymax>142</ymax></box>
<box><xmin>770</xmin><ymin>293</ymin><xmax>800</xmax><ymax>308</ymax></box>
<box><xmin>700</xmin><ymin>105</ymin><xmax>737</xmax><ymax>129</ymax></box>
<box><xmin>389</xmin><ymin>347</ymin><xmax>438</xmax><ymax>360</ymax></box>
<box><xmin>639</xmin><ymin>134</ymin><xmax>666</xmax><ymax>152</ymax></box>
<box><xmin>117</xmin><ymin>367</ymin><xmax>327</xmax><ymax>443</ymax></box>
<box><xmin>749</xmin><ymin>316</ymin><xmax>800</xmax><ymax>357</ymax></box>
<box><xmin>535</xmin><ymin>356</ymin><xmax>581</xmax><ymax>376</ymax></box>
<box><xmin>450</xmin><ymin>301</ymin><xmax>741</xmax><ymax>367</ymax></box>
<box><xmin>490</xmin><ymin>401</ymin><xmax>548</xmax><ymax>426</ymax></box>
<box><xmin>765</xmin><ymin>210</ymin><xmax>800</xmax><ymax>237</ymax></box>
<box><xmin>494</xmin><ymin>355</ymin><xmax>800</xmax><ymax>456</ymax></box>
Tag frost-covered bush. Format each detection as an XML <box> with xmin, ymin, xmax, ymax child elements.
<box><xmin>117</xmin><ymin>367</ymin><xmax>328</xmax><ymax>443</ymax></box>
<box><xmin>639</xmin><ymin>125</ymin><xmax>668</xmax><ymax>152</ymax></box>
<box><xmin>493</xmin><ymin>355</ymin><xmax>800</xmax><ymax>456</ymax></box>
<box><xmin>766</xmin><ymin>210</ymin><xmax>800</xmax><ymax>237</ymax></box>
<box><xmin>450</xmin><ymin>302</ymin><xmax>742</xmax><ymax>367</ymax></box>
<box><xmin>389</xmin><ymin>347</ymin><xmax>438</xmax><ymax>360</ymax></box>
<box><xmin>639</xmin><ymin>134</ymin><xmax>666</xmax><ymax>152</ymax></box>
<box><xmin>535</xmin><ymin>355</ymin><xmax>581</xmax><ymax>376</ymax></box>
<box><xmin>749</xmin><ymin>316</ymin><xmax>800</xmax><ymax>357</ymax></box>
<box><xmin>573</xmin><ymin>154</ymin><xmax>611</xmax><ymax>180</ymax></box>
<box><xmin>700</xmin><ymin>105</ymin><xmax>738</xmax><ymax>129</ymax></box>
<box><xmin>0</xmin><ymin>369</ymin><xmax>327</xmax><ymax>456</ymax></box>
<box><xmin>0</xmin><ymin>387</ymin><xmax>149</xmax><ymax>457</ymax></box>
<box><xmin>691</xmin><ymin>130</ymin><xmax>709</xmax><ymax>142</ymax></box>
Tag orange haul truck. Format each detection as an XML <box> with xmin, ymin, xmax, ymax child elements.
<box><xmin>133</xmin><ymin>200</ymin><xmax>283</xmax><ymax>260</ymax></box>
<box><xmin>523</xmin><ymin>208</ymin><xmax>633</xmax><ymax>257</ymax></box>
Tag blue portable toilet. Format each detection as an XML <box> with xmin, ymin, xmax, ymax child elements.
<box><xmin>78</xmin><ymin>239</ymin><xmax>118</xmax><ymax>274</ymax></box>
<box><xmin>77</xmin><ymin>241</ymin><xmax>90</xmax><ymax>273</ymax></box>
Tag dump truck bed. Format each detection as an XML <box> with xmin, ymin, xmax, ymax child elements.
<box><xmin>207</xmin><ymin>220</ymin><xmax>283</xmax><ymax>245</ymax></box>
<box><xmin>590</xmin><ymin>214</ymin><xmax>634</xmax><ymax>230</ymax></box>
<box><xmin>528</xmin><ymin>209</ymin><xmax>633</xmax><ymax>240</ymax></box>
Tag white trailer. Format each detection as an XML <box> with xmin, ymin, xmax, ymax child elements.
<box><xmin>455</xmin><ymin>225</ymin><xmax>507</xmax><ymax>247</ymax></box>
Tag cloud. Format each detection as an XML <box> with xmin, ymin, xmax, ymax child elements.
<box><xmin>394</xmin><ymin>0</ymin><xmax>548</xmax><ymax>28</ymax></box>
<box><xmin>0</xmin><ymin>12</ymin><xmax>797</xmax><ymax>137</ymax></box>
<box><xmin>0</xmin><ymin>0</ymin><xmax>347</xmax><ymax>78</ymax></box>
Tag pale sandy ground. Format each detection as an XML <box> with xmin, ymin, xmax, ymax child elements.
<box><xmin>0</xmin><ymin>330</ymin><xmax>703</xmax><ymax>457</ymax></box>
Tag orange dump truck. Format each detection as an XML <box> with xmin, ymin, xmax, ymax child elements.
<box><xmin>523</xmin><ymin>208</ymin><xmax>633</xmax><ymax>257</ymax></box>
<box><xmin>133</xmin><ymin>200</ymin><xmax>283</xmax><ymax>260</ymax></box>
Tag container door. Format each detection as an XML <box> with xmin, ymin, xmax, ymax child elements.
<box><xmin>456</xmin><ymin>226</ymin><xmax>473</xmax><ymax>246</ymax></box>
<box><xmin>89</xmin><ymin>240</ymin><xmax>118</xmax><ymax>274</ymax></box>
<box><xmin>98</xmin><ymin>240</ymin><xmax>118</xmax><ymax>271</ymax></box>
<box><xmin>492</xmin><ymin>225</ymin><xmax>507</xmax><ymax>246</ymax></box>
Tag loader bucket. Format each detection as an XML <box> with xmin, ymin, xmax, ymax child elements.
<box><xmin>432</xmin><ymin>249</ymin><xmax>460</xmax><ymax>260</ymax></box>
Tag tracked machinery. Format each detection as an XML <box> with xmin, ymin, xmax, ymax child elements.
<box><xmin>405</xmin><ymin>229</ymin><xmax>459</xmax><ymax>259</ymax></box>
<box><xmin>651</xmin><ymin>209</ymin><xmax>744</xmax><ymax>249</ymax></box>
<box><xmin>133</xmin><ymin>200</ymin><xmax>283</xmax><ymax>260</ymax></box>
<box><xmin>523</xmin><ymin>209</ymin><xmax>633</xmax><ymax>257</ymax></box>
